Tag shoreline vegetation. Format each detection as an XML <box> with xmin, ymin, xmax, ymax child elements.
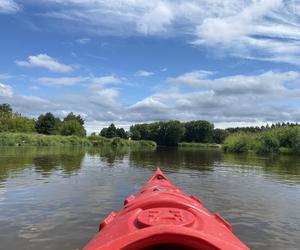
<box><xmin>223</xmin><ymin>126</ymin><xmax>300</xmax><ymax>155</ymax></box>
<box><xmin>1</xmin><ymin>103</ymin><xmax>300</xmax><ymax>155</ymax></box>
<box><xmin>0</xmin><ymin>133</ymin><xmax>157</xmax><ymax>148</ymax></box>
<box><xmin>178</xmin><ymin>142</ymin><xmax>221</xmax><ymax>148</ymax></box>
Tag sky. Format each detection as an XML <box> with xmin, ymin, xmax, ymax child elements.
<box><xmin>1</xmin><ymin>0</ymin><xmax>300</xmax><ymax>133</ymax></box>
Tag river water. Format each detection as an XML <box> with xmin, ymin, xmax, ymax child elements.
<box><xmin>0</xmin><ymin>146</ymin><xmax>299</xmax><ymax>250</ymax></box>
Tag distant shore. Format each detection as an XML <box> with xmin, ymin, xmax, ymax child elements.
<box><xmin>0</xmin><ymin>133</ymin><xmax>157</xmax><ymax>148</ymax></box>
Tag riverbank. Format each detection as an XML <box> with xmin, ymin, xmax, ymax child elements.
<box><xmin>223</xmin><ymin>126</ymin><xmax>300</xmax><ymax>155</ymax></box>
<box><xmin>178</xmin><ymin>142</ymin><xmax>221</xmax><ymax>148</ymax></box>
<box><xmin>88</xmin><ymin>135</ymin><xmax>156</xmax><ymax>148</ymax></box>
<box><xmin>0</xmin><ymin>133</ymin><xmax>157</xmax><ymax>148</ymax></box>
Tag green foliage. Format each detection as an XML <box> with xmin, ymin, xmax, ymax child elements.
<box><xmin>106</xmin><ymin>124</ymin><xmax>117</xmax><ymax>138</ymax></box>
<box><xmin>130</xmin><ymin>127</ymin><xmax>141</xmax><ymax>140</ymax></box>
<box><xmin>35</xmin><ymin>112</ymin><xmax>61</xmax><ymax>135</ymax></box>
<box><xmin>63</xmin><ymin>112</ymin><xmax>84</xmax><ymax>126</ymax></box>
<box><xmin>0</xmin><ymin>114</ymin><xmax>35</xmax><ymax>133</ymax></box>
<box><xmin>130</xmin><ymin>121</ymin><xmax>185</xmax><ymax>146</ymax></box>
<box><xmin>87</xmin><ymin>135</ymin><xmax>156</xmax><ymax>148</ymax></box>
<box><xmin>116</xmin><ymin>128</ymin><xmax>128</xmax><ymax>139</ymax></box>
<box><xmin>157</xmin><ymin>120</ymin><xmax>185</xmax><ymax>146</ymax></box>
<box><xmin>183</xmin><ymin>120</ymin><xmax>214</xmax><ymax>143</ymax></box>
<box><xmin>0</xmin><ymin>103</ymin><xmax>12</xmax><ymax>117</ymax></box>
<box><xmin>223</xmin><ymin>133</ymin><xmax>255</xmax><ymax>153</ymax></box>
<box><xmin>178</xmin><ymin>142</ymin><xmax>221</xmax><ymax>148</ymax></box>
<box><xmin>0</xmin><ymin>104</ymin><xmax>35</xmax><ymax>133</ymax></box>
<box><xmin>61</xmin><ymin>120</ymin><xmax>86</xmax><ymax>137</ymax></box>
<box><xmin>100</xmin><ymin>128</ymin><xmax>108</xmax><ymax>137</ymax></box>
<box><xmin>256</xmin><ymin>132</ymin><xmax>280</xmax><ymax>154</ymax></box>
<box><xmin>0</xmin><ymin>133</ymin><xmax>90</xmax><ymax>146</ymax></box>
<box><xmin>212</xmin><ymin>129</ymin><xmax>229</xmax><ymax>144</ymax></box>
<box><xmin>224</xmin><ymin>126</ymin><xmax>300</xmax><ymax>155</ymax></box>
<box><xmin>100</xmin><ymin>124</ymin><xmax>129</xmax><ymax>139</ymax></box>
<box><xmin>61</xmin><ymin>112</ymin><xmax>86</xmax><ymax>136</ymax></box>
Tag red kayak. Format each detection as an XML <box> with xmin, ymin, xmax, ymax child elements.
<box><xmin>84</xmin><ymin>168</ymin><xmax>249</xmax><ymax>250</ymax></box>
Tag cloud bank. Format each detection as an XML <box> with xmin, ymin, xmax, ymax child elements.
<box><xmin>27</xmin><ymin>0</ymin><xmax>300</xmax><ymax>65</ymax></box>
<box><xmin>2</xmin><ymin>70</ymin><xmax>300</xmax><ymax>132</ymax></box>
<box><xmin>0</xmin><ymin>0</ymin><xmax>20</xmax><ymax>13</ymax></box>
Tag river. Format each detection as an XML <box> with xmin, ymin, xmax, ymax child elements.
<box><xmin>0</xmin><ymin>146</ymin><xmax>299</xmax><ymax>250</ymax></box>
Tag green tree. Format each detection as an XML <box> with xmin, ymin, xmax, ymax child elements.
<box><xmin>116</xmin><ymin>128</ymin><xmax>128</xmax><ymax>139</ymax></box>
<box><xmin>106</xmin><ymin>124</ymin><xmax>117</xmax><ymax>138</ymax></box>
<box><xmin>130</xmin><ymin>126</ymin><xmax>141</xmax><ymax>140</ymax></box>
<box><xmin>63</xmin><ymin>112</ymin><xmax>84</xmax><ymax>125</ymax></box>
<box><xmin>61</xmin><ymin>120</ymin><xmax>86</xmax><ymax>137</ymax></box>
<box><xmin>100</xmin><ymin>128</ymin><xmax>108</xmax><ymax>137</ymax></box>
<box><xmin>212</xmin><ymin>129</ymin><xmax>228</xmax><ymax>144</ymax></box>
<box><xmin>156</xmin><ymin>121</ymin><xmax>185</xmax><ymax>146</ymax></box>
<box><xmin>183</xmin><ymin>120</ymin><xmax>214</xmax><ymax>143</ymax></box>
<box><xmin>0</xmin><ymin>103</ymin><xmax>12</xmax><ymax>118</ymax></box>
<box><xmin>0</xmin><ymin>104</ymin><xmax>35</xmax><ymax>133</ymax></box>
<box><xmin>35</xmin><ymin>112</ymin><xmax>61</xmax><ymax>135</ymax></box>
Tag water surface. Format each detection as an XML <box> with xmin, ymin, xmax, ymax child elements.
<box><xmin>0</xmin><ymin>147</ymin><xmax>299</xmax><ymax>250</ymax></box>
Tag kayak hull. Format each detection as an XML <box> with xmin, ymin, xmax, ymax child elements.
<box><xmin>84</xmin><ymin>168</ymin><xmax>249</xmax><ymax>250</ymax></box>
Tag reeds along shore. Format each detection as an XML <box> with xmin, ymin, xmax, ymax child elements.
<box><xmin>223</xmin><ymin>126</ymin><xmax>300</xmax><ymax>155</ymax></box>
<box><xmin>0</xmin><ymin>133</ymin><xmax>157</xmax><ymax>148</ymax></box>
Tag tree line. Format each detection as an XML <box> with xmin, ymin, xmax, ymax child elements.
<box><xmin>0</xmin><ymin>104</ymin><xmax>86</xmax><ymax>137</ymax></box>
<box><xmin>1</xmin><ymin>103</ymin><xmax>299</xmax><ymax>146</ymax></box>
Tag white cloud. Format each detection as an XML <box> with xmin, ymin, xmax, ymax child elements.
<box><xmin>36</xmin><ymin>75</ymin><xmax>121</xmax><ymax>87</ymax></box>
<box><xmin>0</xmin><ymin>83</ymin><xmax>13</xmax><ymax>97</ymax></box>
<box><xmin>135</xmin><ymin>70</ymin><xmax>154</xmax><ymax>77</ymax></box>
<box><xmin>90</xmin><ymin>76</ymin><xmax>121</xmax><ymax>86</ymax></box>
<box><xmin>169</xmin><ymin>70</ymin><xmax>299</xmax><ymax>96</ymax></box>
<box><xmin>136</xmin><ymin>2</ymin><xmax>174</xmax><ymax>34</ymax></box>
<box><xmin>0</xmin><ymin>0</ymin><xmax>20</xmax><ymax>13</ymax></box>
<box><xmin>193</xmin><ymin>0</ymin><xmax>300</xmax><ymax>65</ymax></box>
<box><xmin>75</xmin><ymin>38</ymin><xmax>91</xmax><ymax>44</ymax></box>
<box><xmin>16</xmin><ymin>54</ymin><xmax>74</xmax><ymax>73</ymax></box>
<box><xmin>29</xmin><ymin>85</ymin><xmax>40</xmax><ymax>90</ymax></box>
<box><xmin>0</xmin><ymin>73</ymin><xmax>12</xmax><ymax>80</ymax></box>
<box><xmin>32</xmin><ymin>0</ymin><xmax>300</xmax><ymax>65</ymax></box>
<box><xmin>127</xmin><ymin>70</ymin><xmax>300</xmax><ymax>123</ymax></box>
<box><xmin>38</xmin><ymin>76</ymin><xmax>87</xmax><ymax>86</ymax></box>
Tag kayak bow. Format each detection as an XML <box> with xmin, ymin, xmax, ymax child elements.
<box><xmin>84</xmin><ymin>168</ymin><xmax>249</xmax><ymax>250</ymax></box>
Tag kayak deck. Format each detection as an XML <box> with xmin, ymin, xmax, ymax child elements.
<box><xmin>84</xmin><ymin>168</ymin><xmax>249</xmax><ymax>250</ymax></box>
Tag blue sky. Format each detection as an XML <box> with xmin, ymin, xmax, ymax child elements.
<box><xmin>1</xmin><ymin>0</ymin><xmax>300</xmax><ymax>132</ymax></box>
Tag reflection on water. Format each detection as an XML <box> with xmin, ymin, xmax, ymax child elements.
<box><xmin>0</xmin><ymin>146</ymin><xmax>299</xmax><ymax>250</ymax></box>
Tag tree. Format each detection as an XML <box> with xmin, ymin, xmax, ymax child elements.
<box><xmin>156</xmin><ymin>121</ymin><xmax>185</xmax><ymax>146</ymax></box>
<box><xmin>100</xmin><ymin>128</ymin><xmax>108</xmax><ymax>137</ymax></box>
<box><xmin>63</xmin><ymin>112</ymin><xmax>84</xmax><ymax>126</ymax></box>
<box><xmin>116</xmin><ymin>128</ymin><xmax>128</xmax><ymax>139</ymax></box>
<box><xmin>130</xmin><ymin>126</ymin><xmax>141</xmax><ymax>140</ymax></box>
<box><xmin>61</xmin><ymin>119</ymin><xmax>86</xmax><ymax>137</ymax></box>
<box><xmin>61</xmin><ymin>112</ymin><xmax>86</xmax><ymax>136</ymax></box>
<box><xmin>0</xmin><ymin>104</ymin><xmax>35</xmax><ymax>133</ymax></box>
<box><xmin>35</xmin><ymin>112</ymin><xmax>61</xmax><ymax>135</ymax></box>
<box><xmin>212</xmin><ymin>129</ymin><xmax>228</xmax><ymax>144</ymax></box>
<box><xmin>183</xmin><ymin>120</ymin><xmax>214</xmax><ymax>143</ymax></box>
<box><xmin>0</xmin><ymin>103</ymin><xmax>12</xmax><ymax>118</ymax></box>
<box><xmin>106</xmin><ymin>124</ymin><xmax>117</xmax><ymax>138</ymax></box>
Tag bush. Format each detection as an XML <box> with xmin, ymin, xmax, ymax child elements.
<box><xmin>223</xmin><ymin>133</ymin><xmax>256</xmax><ymax>153</ymax></box>
<box><xmin>0</xmin><ymin>133</ymin><xmax>90</xmax><ymax>146</ymax></box>
<box><xmin>256</xmin><ymin>132</ymin><xmax>280</xmax><ymax>154</ymax></box>
<box><xmin>61</xmin><ymin>120</ymin><xmax>86</xmax><ymax>137</ymax></box>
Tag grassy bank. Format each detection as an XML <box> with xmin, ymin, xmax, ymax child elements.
<box><xmin>178</xmin><ymin>142</ymin><xmax>221</xmax><ymax>148</ymax></box>
<box><xmin>0</xmin><ymin>132</ymin><xmax>157</xmax><ymax>148</ymax></box>
<box><xmin>0</xmin><ymin>133</ymin><xmax>90</xmax><ymax>146</ymax></box>
<box><xmin>88</xmin><ymin>135</ymin><xmax>157</xmax><ymax>148</ymax></box>
<box><xmin>223</xmin><ymin>126</ymin><xmax>300</xmax><ymax>155</ymax></box>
